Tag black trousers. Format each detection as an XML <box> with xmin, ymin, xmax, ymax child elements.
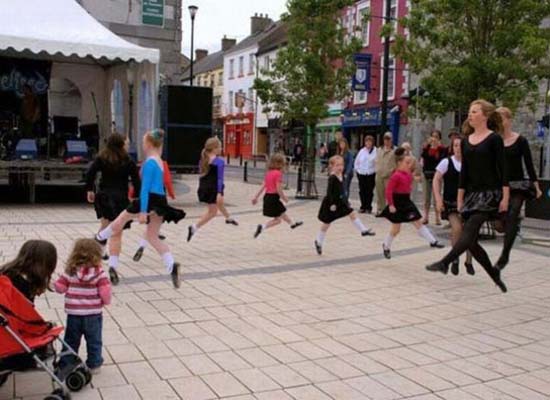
<box><xmin>498</xmin><ymin>192</ymin><xmax>525</xmax><ymax>267</ymax></box>
<box><xmin>439</xmin><ymin>212</ymin><xmax>498</xmax><ymax>280</ymax></box>
<box><xmin>357</xmin><ymin>173</ymin><xmax>375</xmax><ymax>211</ymax></box>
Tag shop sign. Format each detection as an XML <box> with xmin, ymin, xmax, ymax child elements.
<box><xmin>143</xmin><ymin>0</ymin><xmax>164</xmax><ymax>27</ymax></box>
<box><xmin>342</xmin><ymin>107</ymin><xmax>381</xmax><ymax>127</ymax></box>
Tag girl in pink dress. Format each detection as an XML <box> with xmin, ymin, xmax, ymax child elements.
<box><xmin>252</xmin><ymin>153</ymin><xmax>303</xmax><ymax>238</ymax></box>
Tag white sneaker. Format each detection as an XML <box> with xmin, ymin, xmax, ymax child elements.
<box><xmin>89</xmin><ymin>367</ymin><xmax>101</xmax><ymax>375</ymax></box>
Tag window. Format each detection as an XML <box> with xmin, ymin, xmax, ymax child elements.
<box><xmin>218</xmin><ymin>72</ymin><xmax>223</xmax><ymax>85</ymax></box>
<box><xmin>354</xmin><ymin>90</ymin><xmax>367</xmax><ymax>104</ymax></box>
<box><xmin>248</xmin><ymin>88</ymin><xmax>254</xmax><ymax>111</ymax></box>
<box><xmin>384</xmin><ymin>0</ymin><xmax>398</xmax><ymax>37</ymax></box>
<box><xmin>239</xmin><ymin>56</ymin><xmax>244</xmax><ymax>76</ymax></box>
<box><xmin>249</xmin><ymin>54</ymin><xmax>255</xmax><ymax>74</ymax></box>
<box><xmin>110</xmin><ymin>80</ymin><xmax>124</xmax><ymax>135</ymax></box>
<box><xmin>358</xmin><ymin>4</ymin><xmax>370</xmax><ymax>46</ymax></box>
<box><xmin>379</xmin><ymin>56</ymin><xmax>396</xmax><ymax>101</ymax></box>
<box><xmin>213</xmin><ymin>95</ymin><xmax>221</xmax><ymax>108</ymax></box>
<box><xmin>229</xmin><ymin>59</ymin><xmax>235</xmax><ymax>79</ymax></box>
<box><xmin>210</xmin><ymin>74</ymin><xmax>215</xmax><ymax>87</ymax></box>
<box><xmin>228</xmin><ymin>91</ymin><xmax>234</xmax><ymax>113</ymax></box>
<box><xmin>263</xmin><ymin>55</ymin><xmax>271</xmax><ymax>71</ymax></box>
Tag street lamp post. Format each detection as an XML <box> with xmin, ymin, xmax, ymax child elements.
<box><xmin>126</xmin><ymin>61</ymin><xmax>136</xmax><ymax>143</ymax></box>
<box><xmin>188</xmin><ymin>5</ymin><xmax>198</xmax><ymax>86</ymax></box>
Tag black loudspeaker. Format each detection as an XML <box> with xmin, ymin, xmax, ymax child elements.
<box><xmin>166</xmin><ymin>127</ymin><xmax>210</xmax><ymax>167</ymax></box>
<box><xmin>79</xmin><ymin>123</ymin><xmax>99</xmax><ymax>154</ymax></box>
<box><xmin>53</xmin><ymin>116</ymin><xmax>78</xmax><ymax>136</ymax></box>
<box><xmin>160</xmin><ymin>85</ymin><xmax>213</xmax><ymax>166</ymax></box>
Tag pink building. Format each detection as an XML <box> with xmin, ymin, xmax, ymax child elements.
<box><xmin>342</xmin><ymin>0</ymin><xmax>410</xmax><ymax>149</ymax></box>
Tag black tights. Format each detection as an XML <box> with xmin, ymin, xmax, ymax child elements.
<box><xmin>498</xmin><ymin>193</ymin><xmax>525</xmax><ymax>267</ymax></box>
<box><xmin>440</xmin><ymin>213</ymin><xmax>497</xmax><ymax>280</ymax></box>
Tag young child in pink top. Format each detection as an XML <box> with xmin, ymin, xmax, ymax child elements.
<box><xmin>55</xmin><ymin>239</ymin><xmax>111</xmax><ymax>374</ymax></box>
<box><xmin>380</xmin><ymin>147</ymin><xmax>444</xmax><ymax>259</ymax></box>
<box><xmin>252</xmin><ymin>153</ymin><xmax>303</xmax><ymax>238</ymax></box>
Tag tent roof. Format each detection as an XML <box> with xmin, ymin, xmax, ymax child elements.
<box><xmin>0</xmin><ymin>0</ymin><xmax>159</xmax><ymax>64</ymax></box>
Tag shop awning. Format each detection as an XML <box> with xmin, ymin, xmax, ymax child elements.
<box><xmin>0</xmin><ymin>0</ymin><xmax>159</xmax><ymax>64</ymax></box>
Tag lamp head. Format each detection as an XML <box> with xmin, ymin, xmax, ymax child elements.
<box><xmin>188</xmin><ymin>5</ymin><xmax>198</xmax><ymax>19</ymax></box>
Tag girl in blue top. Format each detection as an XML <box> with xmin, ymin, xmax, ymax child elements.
<box><xmin>187</xmin><ymin>137</ymin><xmax>238</xmax><ymax>242</ymax></box>
<box><xmin>96</xmin><ymin>129</ymin><xmax>185</xmax><ymax>288</ymax></box>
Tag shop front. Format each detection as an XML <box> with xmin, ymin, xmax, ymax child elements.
<box><xmin>342</xmin><ymin>107</ymin><xmax>401</xmax><ymax>150</ymax></box>
<box><xmin>224</xmin><ymin>112</ymin><xmax>254</xmax><ymax>158</ymax></box>
<box><xmin>316</xmin><ymin>110</ymin><xmax>342</xmax><ymax>148</ymax></box>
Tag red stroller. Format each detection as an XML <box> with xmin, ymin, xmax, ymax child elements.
<box><xmin>0</xmin><ymin>276</ymin><xmax>91</xmax><ymax>399</ymax></box>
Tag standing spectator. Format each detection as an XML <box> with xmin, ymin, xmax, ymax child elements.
<box><xmin>421</xmin><ymin>130</ymin><xmax>448</xmax><ymax>225</ymax></box>
<box><xmin>319</xmin><ymin>142</ymin><xmax>329</xmax><ymax>173</ymax></box>
<box><xmin>292</xmin><ymin>139</ymin><xmax>304</xmax><ymax>168</ymax></box>
<box><xmin>375</xmin><ymin>132</ymin><xmax>396</xmax><ymax>216</ymax></box>
<box><xmin>328</xmin><ymin>131</ymin><xmax>343</xmax><ymax>158</ymax></box>
<box><xmin>337</xmin><ymin>138</ymin><xmax>354</xmax><ymax>199</ymax></box>
<box><xmin>354</xmin><ymin>135</ymin><xmax>377</xmax><ymax>213</ymax></box>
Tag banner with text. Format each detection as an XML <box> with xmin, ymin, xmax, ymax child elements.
<box><xmin>352</xmin><ymin>53</ymin><xmax>372</xmax><ymax>92</ymax></box>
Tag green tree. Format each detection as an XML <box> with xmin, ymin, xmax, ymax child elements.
<box><xmin>394</xmin><ymin>0</ymin><xmax>550</xmax><ymax>117</ymax></box>
<box><xmin>254</xmin><ymin>0</ymin><xmax>361</xmax><ymax>198</ymax></box>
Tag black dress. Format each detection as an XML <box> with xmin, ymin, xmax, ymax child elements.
<box><xmin>460</xmin><ymin>133</ymin><xmax>508</xmax><ymax>220</ymax></box>
<box><xmin>505</xmin><ymin>135</ymin><xmax>538</xmax><ymax>199</ymax></box>
<box><xmin>441</xmin><ymin>157</ymin><xmax>460</xmax><ymax>220</ymax></box>
<box><xmin>263</xmin><ymin>194</ymin><xmax>286</xmax><ymax>217</ymax></box>
<box><xmin>197</xmin><ymin>158</ymin><xmax>224</xmax><ymax>204</ymax></box>
<box><xmin>126</xmin><ymin>193</ymin><xmax>185</xmax><ymax>224</ymax></box>
<box><xmin>318</xmin><ymin>175</ymin><xmax>353</xmax><ymax>223</ymax></box>
<box><xmin>85</xmin><ymin>156</ymin><xmax>140</xmax><ymax>222</ymax></box>
<box><xmin>381</xmin><ymin>194</ymin><xmax>422</xmax><ymax>223</ymax></box>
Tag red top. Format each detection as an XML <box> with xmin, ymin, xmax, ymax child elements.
<box><xmin>265</xmin><ymin>169</ymin><xmax>283</xmax><ymax>194</ymax></box>
<box><xmin>129</xmin><ymin>160</ymin><xmax>175</xmax><ymax>200</ymax></box>
<box><xmin>385</xmin><ymin>169</ymin><xmax>413</xmax><ymax>205</ymax></box>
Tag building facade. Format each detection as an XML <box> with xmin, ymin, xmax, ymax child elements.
<box><xmin>342</xmin><ymin>0</ymin><xmax>410</xmax><ymax>150</ymax></box>
<box><xmin>222</xmin><ymin>14</ymin><xmax>275</xmax><ymax>158</ymax></box>
<box><xmin>77</xmin><ymin>0</ymin><xmax>185</xmax><ymax>84</ymax></box>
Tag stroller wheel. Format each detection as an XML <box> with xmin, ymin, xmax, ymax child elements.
<box><xmin>44</xmin><ymin>388</ymin><xmax>70</xmax><ymax>400</ymax></box>
<box><xmin>66</xmin><ymin>370</ymin><xmax>86</xmax><ymax>392</ymax></box>
<box><xmin>79</xmin><ymin>367</ymin><xmax>92</xmax><ymax>384</ymax></box>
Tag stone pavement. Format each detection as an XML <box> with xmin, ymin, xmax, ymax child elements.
<box><xmin>1</xmin><ymin>177</ymin><xmax>550</xmax><ymax>400</ymax></box>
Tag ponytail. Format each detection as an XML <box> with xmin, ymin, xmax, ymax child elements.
<box><xmin>463</xmin><ymin>99</ymin><xmax>503</xmax><ymax>136</ymax></box>
<box><xmin>200</xmin><ymin>137</ymin><xmax>222</xmax><ymax>176</ymax></box>
<box><xmin>200</xmin><ymin>148</ymin><xmax>210</xmax><ymax>176</ymax></box>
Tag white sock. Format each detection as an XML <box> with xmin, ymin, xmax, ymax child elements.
<box><xmin>383</xmin><ymin>234</ymin><xmax>394</xmax><ymax>249</ymax></box>
<box><xmin>162</xmin><ymin>252</ymin><xmax>175</xmax><ymax>274</ymax></box>
<box><xmin>108</xmin><ymin>255</ymin><xmax>119</xmax><ymax>269</ymax></box>
<box><xmin>352</xmin><ymin>217</ymin><xmax>368</xmax><ymax>233</ymax></box>
<box><xmin>316</xmin><ymin>231</ymin><xmax>326</xmax><ymax>246</ymax></box>
<box><xmin>418</xmin><ymin>225</ymin><xmax>437</xmax><ymax>244</ymax></box>
<box><xmin>261</xmin><ymin>224</ymin><xmax>267</xmax><ymax>230</ymax></box>
<box><xmin>97</xmin><ymin>226</ymin><xmax>113</xmax><ymax>241</ymax></box>
<box><xmin>191</xmin><ymin>223</ymin><xmax>198</xmax><ymax>232</ymax></box>
<box><xmin>138</xmin><ymin>238</ymin><xmax>148</xmax><ymax>248</ymax></box>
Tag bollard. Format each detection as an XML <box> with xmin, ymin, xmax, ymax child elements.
<box><xmin>239</xmin><ymin>155</ymin><xmax>243</xmax><ymax>166</ymax></box>
<box><xmin>253</xmin><ymin>157</ymin><xmax>257</xmax><ymax>168</ymax></box>
<box><xmin>297</xmin><ymin>166</ymin><xmax>303</xmax><ymax>193</ymax></box>
<box><xmin>244</xmin><ymin>161</ymin><xmax>248</xmax><ymax>182</ymax></box>
<box><xmin>227</xmin><ymin>153</ymin><xmax>230</xmax><ymax>165</ymax></box>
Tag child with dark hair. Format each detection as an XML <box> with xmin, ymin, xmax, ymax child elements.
<box><xmin>381</xmin><ymin>147</ymin><xmax>444</xmax><ymax>259</ymax></box>
<box><xmin>252</xmin><ymin>153</ymin><xmax>303</xmax><ymax>238</ymax></box>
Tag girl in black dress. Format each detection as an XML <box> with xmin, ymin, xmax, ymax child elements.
<box><xmin>187</xmin><ymin>137</ymin><xmax>238</xmax><ymax>242</ymax></box>
<box><xmin>86</xmin><ymin>134</ymin><xmax>140</xmax><ymax>285</ymax></box>
<box><xmin>315</xmin><ymin>155</ymin><xmax>375</xmax><ymax>255</ymax></box>
<box><xmin>433</xmin><ymin>136</ymin><xmax>474</xmax><ymax>275</ymax></box>
<box><xmin>426</xmin><ymin>100</ymin><xmax>509</xmax><ymax>293</ymax></box>
<box><xmin>495</xmin><ymin>107</ymin><xmax>542</xmax><ymax>270</ymax></box>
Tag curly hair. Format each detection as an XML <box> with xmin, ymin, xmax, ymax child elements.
<box><xmin>65</xmin><ymin>239</ymin><xmax>103</xmax><ymax>276</ymax></box>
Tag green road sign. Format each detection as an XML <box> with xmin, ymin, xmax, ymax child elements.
<box><xmin>143</xmin><ymin>0</ymin><xmax>164</xmax><ymax>27</ymax></box>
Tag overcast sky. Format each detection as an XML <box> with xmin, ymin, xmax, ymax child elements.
<box><xmin>181</xmin><ymin>0</ymin><xmax>288</xmax><ymax>56</ymax></box>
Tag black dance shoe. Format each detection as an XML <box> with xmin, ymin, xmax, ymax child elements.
<box><xmin>291</xmin><ymin>221</ymin><xmax>304</xmax><ymax>229</ymax></box>
<box><xmin>495</xmin><ymin>256</ymin><xmax>508</xmax><ymax>271</ymax></box>
<box><xmin>158</xmin><ymin>234</ymin><xmax>166</xmax><ymax>241</ymax></box>
<box><xmin>465</xmin><ymin>262</ymin><xmax>475</xmax><ymax>275</ymax></box>
<box><xmin>491</xmin><ymin>268</ymin><xmax>507</xmax><ymax>293</ymax></box>
<box><xmin>314</xmin><ymin>241</ymin><xmax>322</xmax><ymax>255</ymax></box>
<box><xmin>425</xmin><ymin>261</ymin><xmax>448</xmax><ymax>274</ymax></box>
<box><xmin>102</xmin><ymin>253</ymin><xmax>109</xmax><ymax>261</ymax></box>
<box><xmin>226</xmin><ymin>218</ymin><xmax>239</xmax><ymax>226</ymax></box>
<box><xmin>430</xmin><ymin>241</ymin><xmax>445</xmax><ymax>249</ymax></box>
<box><xmin>451</xmin><ymin>259</ymin><xmax>459</xmax><ymax>276</ymax></box>
<box><xmin>95</xmin><ymin>235</ymin><xmax>107</xmax><ymax>246</ymax></box>
<box><xmin>382</xmin><ymin>245</ymin><xmax>391</xmax><ymax>259</ymax></box>
<box><xmin>361</xmin><ymin>229</ymin><xmax>376</xmax><ymax>237</ymax></box>
<box><xmin>109</xmin><ymin>267</ymin><xmax>120</xmax><ymax>286</ymax></box>
<box><xmin>254</xmin><ymin>224</ymin><xmax>263</xmax><ymax>239</ymax></box>
<box><xmin>359</xmin><ymin>209</ymin><xmax>367</xmax><ymax>214</ymax></box>
<box><xmin>171</xmin><ymin>262</ymin><xmax>181</xmax><ymax>289</ymax></box>
<box><xmin>133</xmin><ymin>247</ymin><xmax>144</xmax><ymax>262</ymax></box>
<box><xmin>187</xmin><ymin>226</ymin><xmax>195</xmax><ymax>242</ymax></box>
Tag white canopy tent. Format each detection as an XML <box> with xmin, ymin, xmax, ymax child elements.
<box><xmin>0</xmin><ymin>0</ymin><xmax>160</xmax><ymax>156</ymax></box>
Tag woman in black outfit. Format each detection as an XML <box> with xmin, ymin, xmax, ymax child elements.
<box><xmin>494</xmin><ymin>107</ymin><xmax>542</xmax><ymax>270</ymax></box>
<box><xmin>426</xmin><ymin>100</ymin><xmax>509</xmax><ymax>293</ymax></box>
<box><xmin>86</xmin><ymin>133</ymin><xmax>140</xmax><ymax>285</ymax></box>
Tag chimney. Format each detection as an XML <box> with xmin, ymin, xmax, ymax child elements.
<box><xmin>195</xmin><ymin>49</ymin><xmax>208</xmax><ymax>61</ymax></box>
<box><xmin>221</xmin><ymin>35</ymin><xmax>237</xmax><ymax>51</ymax></box>
<box><xmin>251</xmin><ymin>13</ymin><xmax>273</xmax><ymax>35</ymax></box>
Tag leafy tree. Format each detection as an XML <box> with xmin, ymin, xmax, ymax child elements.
<box><xmin>394</xmin><ymin>0</ymin><xmax>550</xmax><ymax>117</ymax></box>
<box><xmin>254</xmin><ymin>0</ymin><xmax>361</xmax><ymax>197</ymax></box>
